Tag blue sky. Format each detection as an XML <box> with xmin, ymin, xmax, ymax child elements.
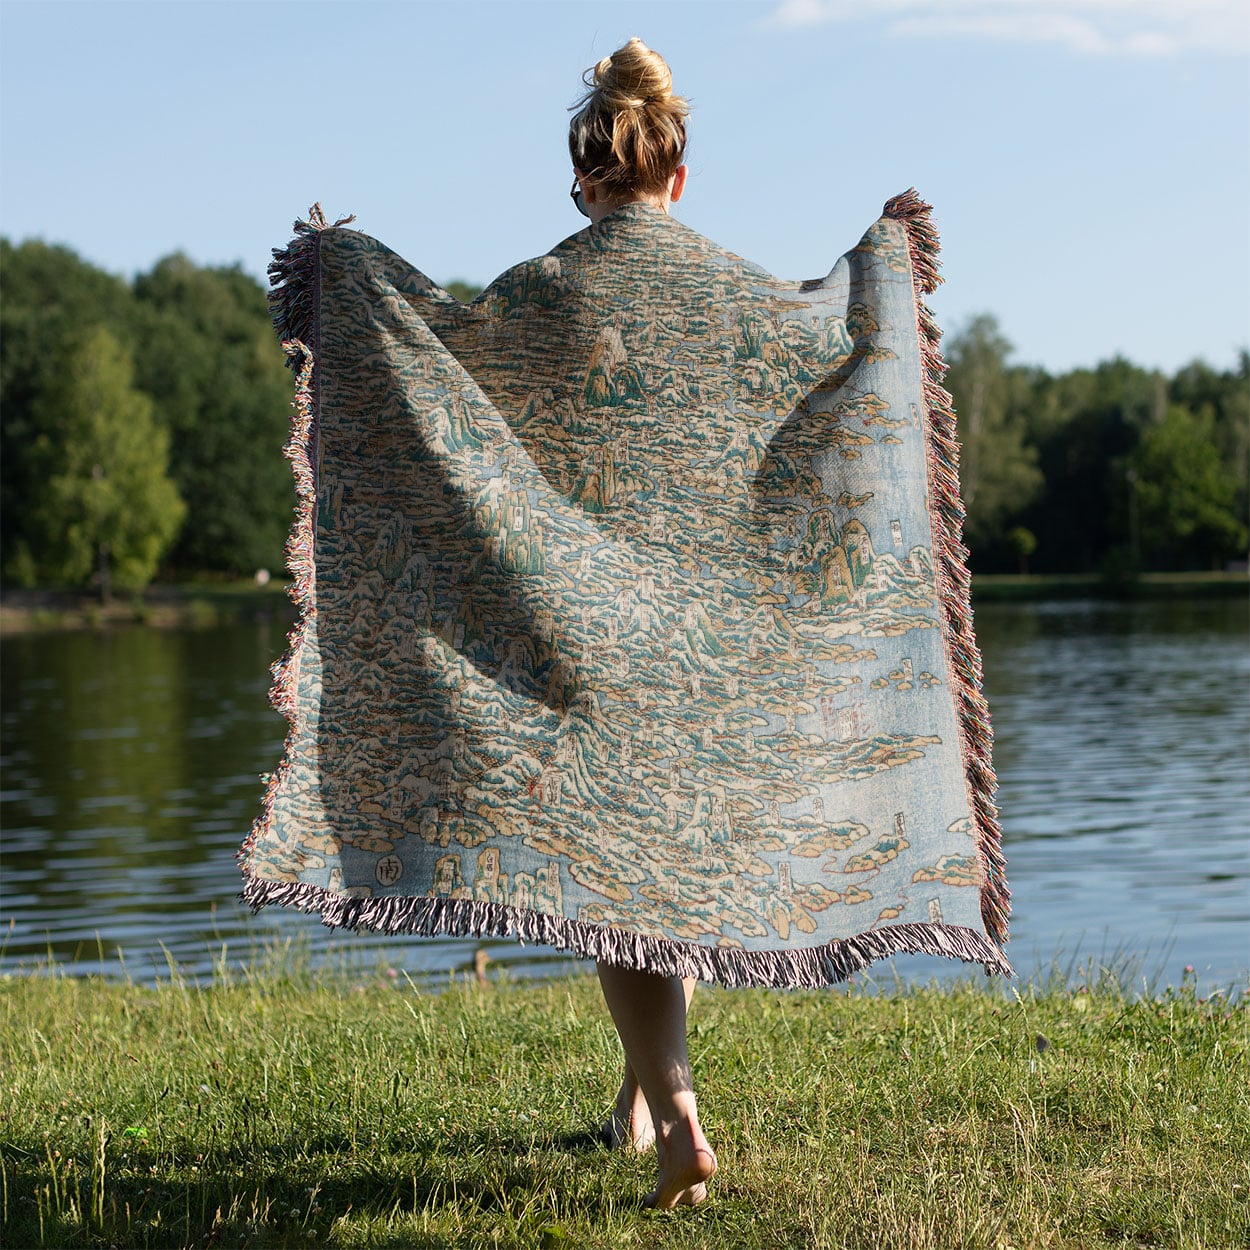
<box><xmin>2</xmin><ymin>0</ymin><xmax>1247</xmax><ymax>374</ymax></box>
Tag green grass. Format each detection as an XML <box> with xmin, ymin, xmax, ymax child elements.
<box><xmin>1</xmin><ymin>960</ymin><xmax>1245</xmax><ymax>1249</ymax></box>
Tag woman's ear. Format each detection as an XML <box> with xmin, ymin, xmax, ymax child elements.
<box><xmin>669</xmin><ymin>164</ymin><xmax>688</xmax><ymax>203</ymax></box>
<box><xmin>575</xmin><ymin>168</ymin><xmax>600</xmax><ymax>206</ymax></box>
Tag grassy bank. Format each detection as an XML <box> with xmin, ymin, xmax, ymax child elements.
<box><xmin>1</xmin><ymin>964</ymin><xmax>1245</xmax><ymax>1249</ymax></box>
<box><xmin>1</xmin><ymin>570</ymin><xmax>1245</xmax><ymax>633</ymax></box>
<box><xmin>969</xmin><ymin>570</ymin><xmax>1248</xmax><ymax>602</ymax></box>
<box><xmin>0</xmin><ymin>582</ymin><xmax>295</xmax><ymax>634</ymax></box>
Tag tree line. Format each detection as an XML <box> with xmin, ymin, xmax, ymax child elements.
<box><xmin>945</xmin><ymin>316</ymin><xmax>1247</xmax><ymax>576</ymax></box>
<box><xmin>2</xmin><ymin>240</ymin><xmax>295</xmax><ymax>597</ymax></box>
<box><xmin>1</xmin><ymin>239</ymin><xmax>1245</xmax><ymax>595</ymax></box>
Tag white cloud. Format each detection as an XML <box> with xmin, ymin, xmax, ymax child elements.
<box><xmin>766</xmin><ymin>0</ymin><xmax>1250</xmax><ymax>57</ymax></box>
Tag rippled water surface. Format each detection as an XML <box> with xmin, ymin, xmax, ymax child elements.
<box><xmin>2</xmin><ymin>597</ymin><xmax>1246</xmax><ymax>989</ymax></box>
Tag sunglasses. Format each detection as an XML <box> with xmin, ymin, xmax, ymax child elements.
<box><xmin>570</xmin><ymin>177</ymin><xmax>589</xmax><ymax>219</ymax></box>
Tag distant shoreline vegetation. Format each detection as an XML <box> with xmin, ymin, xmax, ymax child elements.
<box><xmin>2</xmin><ymin>239</ymin><xmax>1246</xmax><ymax>601</ymax></box>
<box><xmin>2</xmin><ymin>572</ymin><xmax>1244</xmax><ymax>636</ymax></box>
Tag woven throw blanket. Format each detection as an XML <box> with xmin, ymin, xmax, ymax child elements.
<box><xmin>239</xmin><ymin>191</ymin><xmax>1012</xmax><ymax>987</ymax></box>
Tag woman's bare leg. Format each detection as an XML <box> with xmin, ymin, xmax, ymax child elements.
<box><xmin>596</xmin><ymin>964</ymin><xmax>716</xmax><ymax>1208</ymax></box>
<box><xmin>602</xmin><ymin>978</ymin><xmax>696</xmax><ymax>1152</ymax></box>
<box><xmin>603</xmin><ymin>1057</ymin><xmax>654</xmax><ymax>1151</ymax></box>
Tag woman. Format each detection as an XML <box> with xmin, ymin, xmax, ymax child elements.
<box><xmin>567</xmin><ymin>38</ymin><xmax>717</xmax><ymax>1211</ymax></box>
<box><xmin>243</xmin><ymin>37</ymin><xmax>1011</xmax><ymax>1214</ymax></box>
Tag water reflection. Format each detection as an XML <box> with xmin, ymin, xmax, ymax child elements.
<box><xmin>2</xmin><ymin>598</ymin><xmax>1246</xmax><ymax>990</ymax></box>
<box><xmin>971</xmin><ymin>597</ymin><xmax>1249</xmax><ymax>991</ymax></box>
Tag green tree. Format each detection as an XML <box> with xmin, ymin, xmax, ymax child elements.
<box><xmin>1019</xmin><ymin>358</ymin><xmax>1160</xmax><ymax>574</ymax></box>
<box><xmin>1</xmin><ymin>239</ymin><xmax>138</xmax><ymax>580</ymax></box>
<box><xmin>943</xmin><ymin>316</ymin><xmax>1043</xmax><ymax>562</ymax></box>
<box><xmin>131</xmin><ymin>256</ymin><xmax>293</xmax><ymax>574</ymax></box>
<box><xmin>1006</xmin><ymin>526</ymin><xmax>1037</xmax><ymax>574</ymax></box>
<box><xmin>1169</xmin><ymin>353</ymin><xmax>1250</xmax><ymax>543</ymax></box>
<box><xmin>444</xmin><ymin>279</ymin><xmax>483</xmax><ymax>303</ymax></box>
<box><xmin>24</xmin><ymin>327</ymin><xmax>185</xmax><ymax>597</ymax></box>
<box><xmin>1130</xmin><ymin>404</ymin><xmax>1246</xmax><ymax>570</ymax></box>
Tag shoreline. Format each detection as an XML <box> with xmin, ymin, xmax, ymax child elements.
<box><xmin>0</xmin><ymin>582</ymin><xmax>295</xmax><ymax>634</ymax></box>
<box><xmin>1</xmin><ymin>571</ymin><xmax>1245</xmax><ymax>635</ymax></box>
<box><xmin>969</xmin><ymin>569</ymin><xmax>1248</xmax><ymax>602</ymax></box>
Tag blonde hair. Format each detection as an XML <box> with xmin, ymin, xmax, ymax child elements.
<box><xmin>568</xmin><ymin>38</ymin><xmax>689</xmax><ymax>200</ymax></box>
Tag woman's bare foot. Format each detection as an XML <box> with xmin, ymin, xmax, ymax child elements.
<box><xmin>602</xmin><ymin>1074</ymin><xmax>655</xmax><ymax>1151</ymax></box>
<box><xmin>644</xmin><ymin>1118</ymin><xmax>717</xmax><ymax>1210</ymax></box>
<box><xmin>594</xmin><ymin>966</ymin><xmax>711</xmax><ymax>1208</ymax></box>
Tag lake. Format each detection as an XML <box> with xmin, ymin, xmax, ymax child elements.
<box><xmin>2</xmin><ymin>597</ymin><xmax>1246</xmax><ymax>993</ymax></box>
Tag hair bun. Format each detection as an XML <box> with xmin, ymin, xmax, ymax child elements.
<box><xmin>569</xmin><ymin>38</ymin><xmax>689</xmax><ymax>199</ymax></box>
<box><xmin>593</xmin><ymin>36</ymin><xmax>673</xmax><ymax>109</ymax></box>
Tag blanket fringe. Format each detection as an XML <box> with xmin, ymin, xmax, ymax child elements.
<box><xmin>883</xmin><ymin>189</ymin><xmax>1011</xmax><ymax>947</ymax></box>
<box><xmin>241</xmin><ymin>873</ymin><xmax>1014</xmax><ymax>987</ymax></box>
<box><xmin>238</xmin><ymin>205</ymin><xmax>350</xmax><ymax>869</ymax></box>
<box><xmin>266</xmin><ymin>203</ymin><xmax>355</xmax><ymax>360</ymax></box>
